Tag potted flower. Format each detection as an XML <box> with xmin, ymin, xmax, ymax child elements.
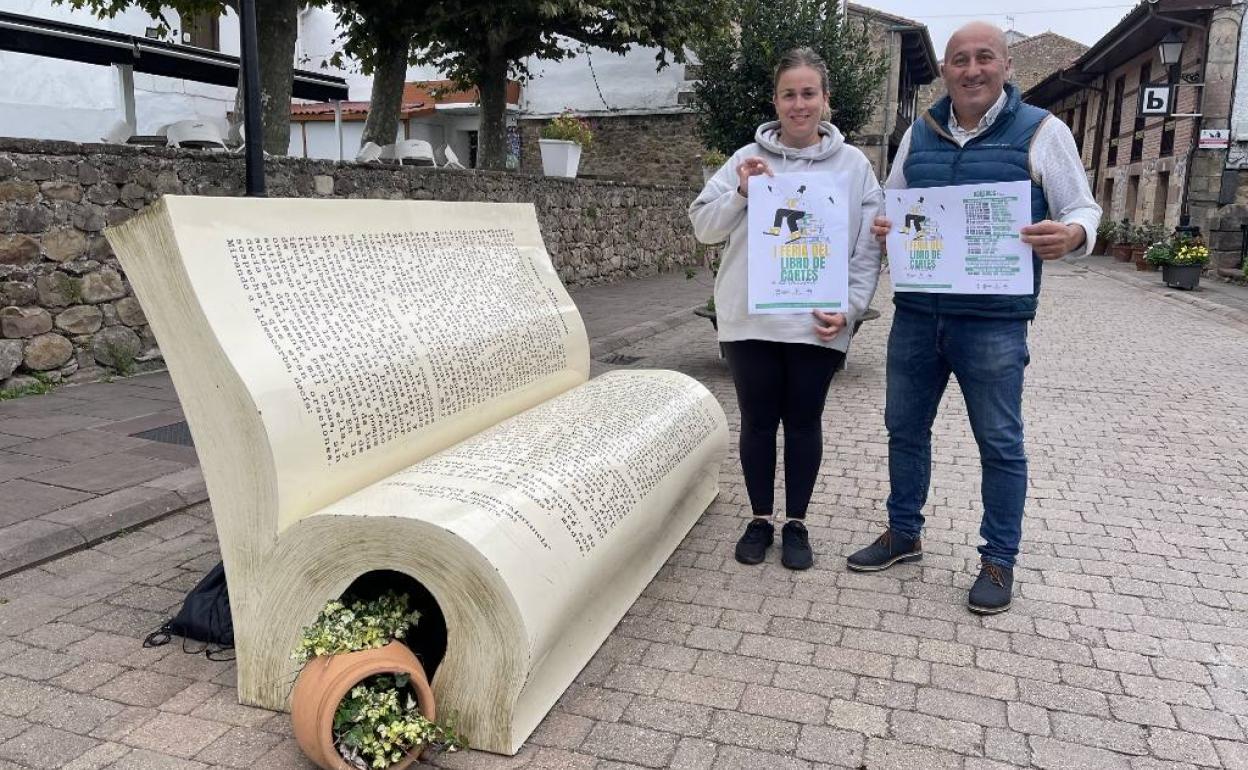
<box><xmin>290</xmin><ymin>592</ymin><xmax>465</xmax><ymax>770</ymax></box>
<box><xmin>701</xmin><ymin>148</ymin><xmax>728</xmax><ymax>184</ymax></box>
<box><xmin>1143</xmin><ymin>239</ymin><xmax>1172</xmax><ymax>271</ymax></box>
<box><xmin>1135</xmin><ymin>223</ymin><xmax>1168</xmax><ymax>271</ymax></box>
<box><xmin>1127</xmin><ymin>222</ymin><xmax>1151</xmax><ymax>265</ymax></box>
<box><xmin>1163</xmin><ymin>237</ymin><xmax>1209</xmax><ymax>290</ymax></box>
<box><xmin>1094</xmin><ymin>219</ymin><xmax>1115</xmax><ymax>256</ymax></box>
<box><xmin>538</xmin><ymin>110</ymin><xmax>593</xmax><ymax>178</ymax></box>
<box><xmin>1109</xmin><ymin>221</ymin><xmax>1134</xmax><ymax>262</ymax></box>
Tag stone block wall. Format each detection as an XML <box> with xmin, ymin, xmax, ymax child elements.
<box><xmin>519</xmin><ymin>113</ymin><xmax>706</xmax><ymax>189</ymax></box>
<box><xmin>0</xmin><ymin>138</ymin><xmax>703</xmax><ymax>389</ymax></box>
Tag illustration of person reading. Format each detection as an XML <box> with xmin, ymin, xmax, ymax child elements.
<box><xmin>901</xmin><ymin>196</ymin><xmax>929</xmax><ymax>235</ymax></box>
<box><xmin>764</xmin><ymin>185</ymin><xmax>809</xmax><ymax>243</ymax></box>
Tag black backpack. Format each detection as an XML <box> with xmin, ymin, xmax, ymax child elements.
<box><xmin>144</xmin><ymin>561</ymin><xmax>235</xmax><ymax>660</ymax></box>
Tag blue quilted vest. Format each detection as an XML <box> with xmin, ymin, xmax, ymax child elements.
<box><xmin>899</xmin><ymin>84</ymin><xmax>1050</xmax><ymax>319</ymax></box>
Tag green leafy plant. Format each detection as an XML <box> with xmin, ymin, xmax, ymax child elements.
<box><xmin>701</xmin><ymin>148</ymin><xmax>728</xmax><ymax>168</ymax></box>
<box><xmin>1136</xmin><ymin>222</ymin><xmax>1168</xmax><ymax>246</ymax></box>
<box><xmin>293</xmin><ymin>592</ymin><xmax>465</xmax><ymax>768</ymax></box>
<box><xmin>1144</xmin><ymin>241</ymin><xmax>1172</xmax><ymax>265</ymax></box>
<box><xmin>0</xmin><ymin>373</ymin><xmax>58</xmax><ymax>401</ymax></box>
<box><xmin>292</xmin><ymin>592</ymin><xmax>422</xmax><ymax>666</ymax></box>
<box><xmin>1096</xmin><ymin>219</ymin><xmax>1117</xmax><ymax>245</ymax></box>
<box><xmin>334</xmin><ymin>673</ymin><xmax>465</xmax><ymax>769</ymax></box>
<box><xmin>104</xmin><ymin>342</ymin><xmax>136</xmax><ymax>377</ymax></box>
<box><xmin>540</xmin><ymin>110</ymin><xmax>594</xmax><ymax>149</ymax></box>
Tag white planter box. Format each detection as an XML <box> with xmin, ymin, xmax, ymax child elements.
<box><xmin>539</xmin><ymin>139</ymin><xmax>582</xmax><ymax>178</ymax></box>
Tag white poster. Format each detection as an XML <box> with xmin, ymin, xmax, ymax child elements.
<box><xmin>746</xmin><ymin>172</ymin><xmax>850</xmax><ymax>314</ymax></box>
<box><xmin>885</xmin><ymin>181</ymin><xmax>1034</xmax><ymax>295</ymax></box>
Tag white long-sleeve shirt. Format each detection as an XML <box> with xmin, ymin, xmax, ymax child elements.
<box><xmin>886</xmin><ymin>91</ymin><xmax>1102</xmax><ymax>257</ymax></box>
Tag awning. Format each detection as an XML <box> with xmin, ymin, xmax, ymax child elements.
<box><xmin>0</xmin><ymin>10</ymin><xmax>348</xmax><ymax>101</ymax></box>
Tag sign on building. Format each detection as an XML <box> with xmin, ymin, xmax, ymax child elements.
<box><xmin>1199</xmin><ymin>129</ymin><xmax>1230</xmax><ymax>149</ymax></box>
<box><xmin>1139</xmin><ymin>84</ymin><xmax>1172</xmax><ymax>116</ymax></box>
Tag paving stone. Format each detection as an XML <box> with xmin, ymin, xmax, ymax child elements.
<box><xmin>0</xmin><ymin>725</ymin><xmax>100</xmax><ymax>769</ymax></box>
<box><xmin>61</xmin><ymin>741</ymin><xmax>131</xmax><ymax>770</ymax></box>
<box><xmin>620</xmin><ymin>695</ymin><xmax>712</xmax><ymax>737</ymax></box>
<box><xmin>655</xmin><ymin>672</ymin><xmax>744</xmax><ymax>710</ymax></box>
<box><xmin>580</xmin><ymin>722</ymin><xmax>677</xmax><ymax>768</ymax></box>
<box><xmin>191</xmin><ymin>725</ymin><xmax>282</xmax><ymax>768</ymax></box>
<box><xmin>0</xmin><ymin>646</ymin><xmax>82</xmax><ymax>680</ymax></box>
<box><xmin>890</xmin><ymin>710</ymin><xmax>983</xmax><ymax>755</ymax></box>
<box><xmin>1006</xmin><ymin>702</ymin><xmax>1051</xmax><ymax>736</ymax></box>
<box><xmin>705</xmin><ymin>710</ymin><xmax>799</xmax><ymax>753</ymax></box>
<box><xmin>1029</xmin><ymin>736</ymin><xmax>1133</xmax><ymax>770</ymax></box>
<box><xmin>602</xmin><ymin>664</ymin><xmax>666</xmax><ymax>696</ymax></box>
<box><xmin>1148</xmin><ymin>728</ymin><xmax>1221</xmax><ymax>766</ymax></box>
<box><xmin>916</xmin><ymin>687</ymin><xmax>1007</xmax><ymax>728</ymax></box>
<box><xmin>769</xmin><ymin>662</ymin><xmax>855</xmax><ymax>701</ymax></box>
<box><xmin>93</xmin><ymin>671</ymin><xmax>192</xmax><ymax>708</ymax></box>
<box><xmin>863</xmin><ymin>737</ymin><xmax>964</xmax><ymax>770</ymax></box>
<box><xmin>823</xmin><ymin>698</ymin><xmax>888</xmax><ymax>737</ymax></box>
<box><xmin>668</xmin><ymin>737</ymin><xmax>716</xmax><ymax>770</ymax></box>
<box><xmin>1050</xmin><ymin>712</ymin><xmax>1148</xmax><ymax>755</ymax></box>
<box><xmin>712</xmin><ymin>745</ymin><xmax>811</xmax><ymax>770</ymax></box>
<box><xmin>28</xmin><ymin>454</ymin><xmax>188</xmax><ymax>495</ymax></box>
<box><xmin>101</xmin><ymin>748</ymin><xmax>208</xmax><ymax>769</ymax></box>
<box><xmin>1172</xmin><ymin>705</ymin><xmax>1246</xmax><ymax>740</ymax></box>
<box><xmin>691</xmin><ymin>651</ymin><xmax>776</xmax><ymax>686</ymax></box>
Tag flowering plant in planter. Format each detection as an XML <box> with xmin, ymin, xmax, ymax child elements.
<box><xmin>540</xmin><ymin>110</ymin><xmax>593</xmax><ymax>149</ymax></box>
<box><xmin>291</xmin><ymin>592</ymin><xmax>465</xmax><ymax>770</ymax></box>
<box><xmin>1171</xmin><ymin>241</ymin><xmax>1210</xmax><ymax>266</ymax></box>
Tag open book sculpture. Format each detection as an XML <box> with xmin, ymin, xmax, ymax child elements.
<box><xmin>105</xmin><ymin>197</ymin><xmax>728</xmax><ymax>755</ymax></box>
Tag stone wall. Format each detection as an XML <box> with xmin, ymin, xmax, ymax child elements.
<box><xmin>0</xmin><ymin>137</ymin><xmax>703</xmax><ymax>390</ymax></box>
<box><xmin>519</xmin><ymin>113</ymin><xmax>705</xmax><ymax>189</ymax></box>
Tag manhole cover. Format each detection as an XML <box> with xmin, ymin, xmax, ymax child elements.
<box><xmin>132</xmin><ymin>420</ymin><xmax>195</xmax><ymax>447</ymax></box>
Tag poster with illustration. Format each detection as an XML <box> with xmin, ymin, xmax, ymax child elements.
<box><xmin>885</xmin><ymin>181</ymin><xmax>1033</xmax><ymax>295</ymax></box>
<box><xmin>746</xmin><ymin>172</ymin><xmax>850</xmax><ymax>314</ymax></box>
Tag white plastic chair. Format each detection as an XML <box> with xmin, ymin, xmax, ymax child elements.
<box><xmin>442</xmin><ymin>145</ymin><xmax>466</xmax><ymax>169</ymax></box>
<box><xmin>102</xmin><ymin>120</ymin><xmax>133</xmax><ymax>144</ymax></box>
<box><xmin>165</xmin><ymin>120</ymin><xmax>228</xmax><ymax>151</ymax></box>
<box><xmin>356</xmin><ymin>142</ymin><xmax>383</xmax><ymax>163</ymax></box>
<box><xmin>382</xmin><ymin>139</ymin><xmax>435</xmax><ymax>166</ymax></box>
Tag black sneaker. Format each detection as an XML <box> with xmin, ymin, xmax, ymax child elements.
<box><xmin>734</xmin><ymin>518</ymin><xmax>774</xmax><ymax>565</ymax></box>
<box><xmin>846</xmin><ymin>529</ymin><xmax>922</xmax><ymax>572</ymax></box>
<box><xmin>968</xmin><ymin>561</ymin><xmax>1014</xmax><ymax>614</ymax></box>
<box><xmin>781</xmin><ymin>520</ymin><xmax>814</xmax><ymax>570</ymax></box>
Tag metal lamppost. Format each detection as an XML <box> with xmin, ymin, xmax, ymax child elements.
<box><xmin>1158</xmin><ymin>29</ymin><xmax>1200</xmax><ymax>238</ymax></box>
<box><xmin>240</xmin><ymin>0</ymin><xmax>266</xmax><ymax>197</ymax></box>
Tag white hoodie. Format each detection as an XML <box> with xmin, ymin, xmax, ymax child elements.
<box><xmin>689</xmin><ymin>121</ymin><xmax>883</xmax><ymax>352</ymax></box>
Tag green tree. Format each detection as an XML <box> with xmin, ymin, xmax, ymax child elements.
<box><xmin>691</xmin><ymin>0</ymin><xmax>888</xmax><ymax>156</ymax></box>
<box><xmin>55</xmin><ymin>0</ymin><xmax>299</xmax><ymax>155</ymax></box>
<box><xmin>408</xmin><ymin>0</ymin><xmax>732</xmax><ymax>170</ymax></box>
<box><xmin>321</xmin><ymin>0</ymin><xmax>430</xmax><ymax>149</ymax></box>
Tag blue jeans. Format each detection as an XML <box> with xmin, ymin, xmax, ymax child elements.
<box><xmin>885</xmin><ymin>308</ymin><xmax>1030</xmax><ymax>567</ymax></box>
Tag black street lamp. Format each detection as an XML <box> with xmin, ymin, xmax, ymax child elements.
<box><xmin>240</xmin><ymin>0</ymin><xmax>265</xmax><ymax>197</ymax></box>
<box><xmin>1158</xmin><ymin>29</ymin><xmax>1184</xmax><ymax>84</ymax></box>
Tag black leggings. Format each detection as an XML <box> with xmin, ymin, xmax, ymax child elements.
<box><xmin>723</xmin><ymin>340</ymin><xmax>844</xmax><ymax>519</ymax></box>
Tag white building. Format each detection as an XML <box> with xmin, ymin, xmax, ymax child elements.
<box><xmin>0</xmin><ymin>1</ymin><xmax>691</xmax><ymax>166</ymax></box>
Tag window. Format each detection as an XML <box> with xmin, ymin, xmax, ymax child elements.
<box><xmin>1108</xmin><ymin>75</ymin><xmax>1125</xmax><ymax>167</ymax></box>
<box><xmin>182</xmin><ymin>12</ymin><xmax>220</xmax><ymax>50</ymax></box>
<box><xmin>1160</xmin><ymin>118</ymin><xmax>1175</xmax><ymax>157</ymax></box>
<box><xmin>1153</xmin><ymin>171</ymin><xmax>1170</xmax><ymax>222</ymax></box>
<box><xmin>1131</xmin><ymin>63</ymin><xmax>1150</xmax><ymax>163</ymax></box>
<box><xmin>1126</xmin><ymin>174</ymin><xmax>1140</xmax><ymax>219</ymax></box>
<box><xmin>1076</xmin><ymin>101</ymin><xmax>1088</xmax><ymax>156</ymax></box>
<box><xmin>1101</xmin><ymin>177</ymin><xmax>1115</xmax><ymax>216</ymax></box>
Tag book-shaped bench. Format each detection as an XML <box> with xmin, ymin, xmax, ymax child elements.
<box><xmin>106</xmin><ymin>197</ymin><xmax>728</xmax><ymax>755</ymax></box>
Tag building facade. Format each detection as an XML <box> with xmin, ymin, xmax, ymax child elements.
<box><xmin>1025</xmin><ymin>0</ymin><xmax>1246</xmax><ymax>274</ymax></box>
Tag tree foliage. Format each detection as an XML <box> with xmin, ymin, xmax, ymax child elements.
<box><xmin>691</xmin><ymin>0</ymin><xmax>889</xmax><ymax>156</ymax></box>
<box><xmin>407</xmin><ymin>0</ymin><xmax>733</xmax><ymax>170</ymax></box>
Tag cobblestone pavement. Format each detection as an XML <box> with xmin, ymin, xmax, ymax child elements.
<box><xmin>0</xmin><ymin>261</ymin><xmax>1245</xmax><ymax>769</ymax></box>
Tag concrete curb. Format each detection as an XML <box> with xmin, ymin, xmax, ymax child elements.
<box><xmin>1071</xmin><ymin>259</ymin><xmax>1248</xmax><ymax>333</ymax></box>
<box><xmin>0</xmin><ymin>467</ymin><xmax>208</xmax><ymax>578</ymax></box>
<box><xmin>589</xmin><ymin>303</ymin><xmax>704</xmax><ymax>360</ymax></box>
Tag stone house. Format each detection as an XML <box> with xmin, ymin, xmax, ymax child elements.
<box><xmin>1024</xmin><ymin>0</ymin><xmax>1247</xmax><ymax>275</ymax></box>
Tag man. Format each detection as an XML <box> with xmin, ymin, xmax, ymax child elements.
<box><xmin>846</xmin><ymin>22</ymin><xmax>1101</xmax><ymax>614</ymax></box>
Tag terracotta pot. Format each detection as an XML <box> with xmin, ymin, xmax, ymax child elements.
<box><xmin>1110</xmin><ymin>243</ymin><xmax>1133</xmax><ymax>262</ymax></box>
<box><xmin>292</xmin><ymin>641</ymin><xmax>436</xmax><ymax>770</ymax></box>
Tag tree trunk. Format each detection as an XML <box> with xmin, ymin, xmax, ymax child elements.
<box><xmin>252</xmin><ymin>0</ymin><xmax>300</xmax><ymax>155</ymax></box>
<box><xmin>361</xmin><ymin>33</ymin><xmax>410</xmax><ymax>149</ymax></box>
<box><xmin>477</xmin><ymin>45</ymin><xmax>509</xmax><ymax>171</ymax></box>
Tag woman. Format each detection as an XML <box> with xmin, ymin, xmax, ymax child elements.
<box><xmin>689</xmin><ymin>47</ymin><xmax>883</xmax><ymax>570</ymax></box>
